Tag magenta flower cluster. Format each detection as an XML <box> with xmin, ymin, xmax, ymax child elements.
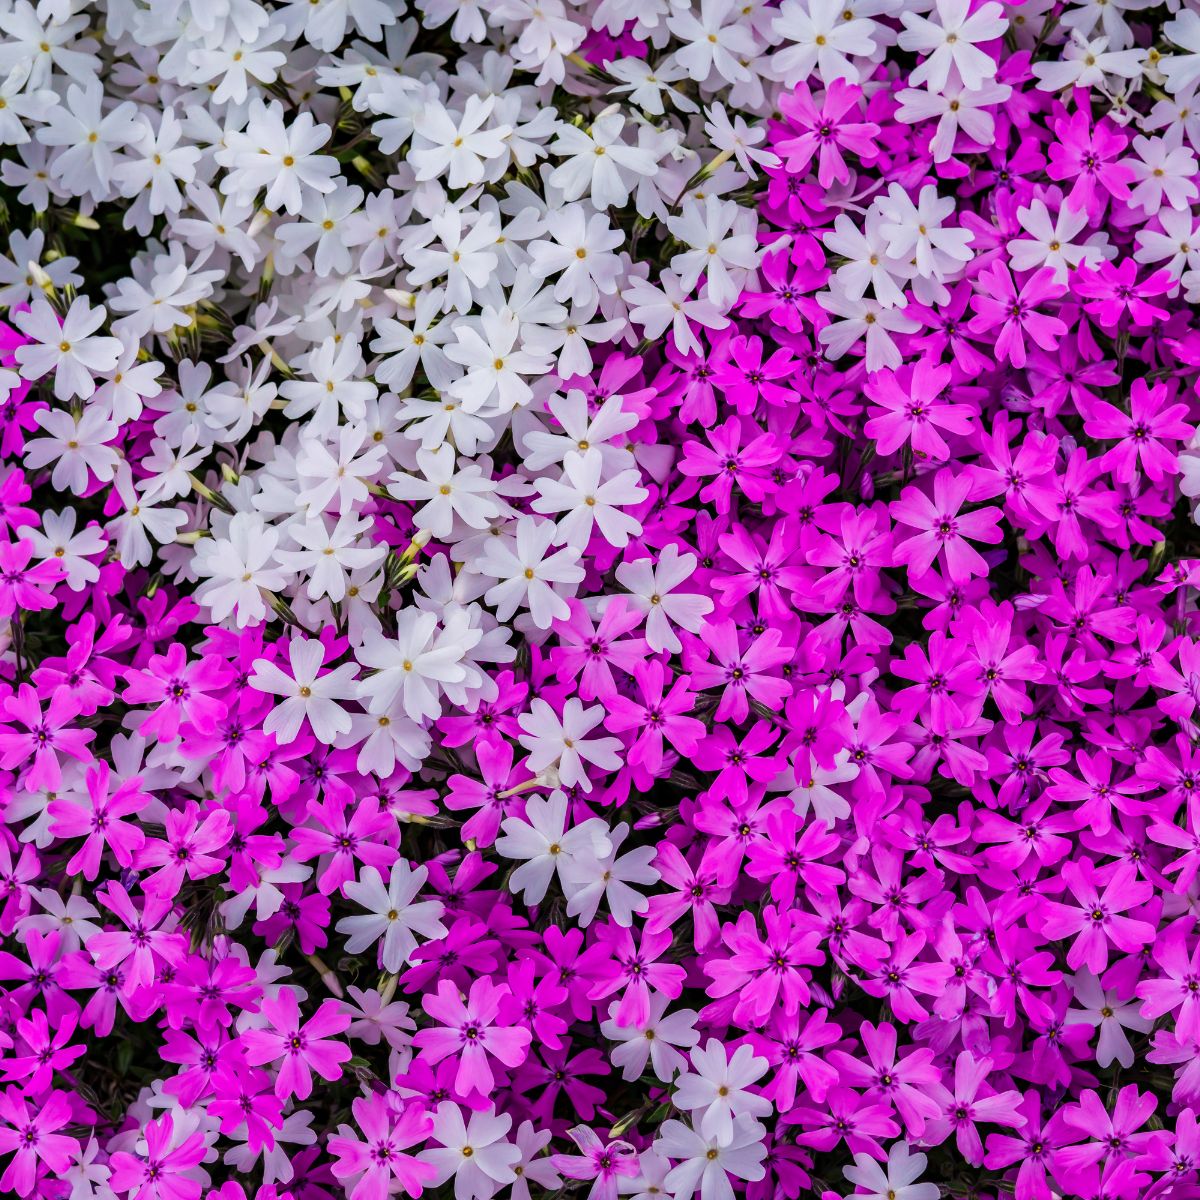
<box><xmin>2</xmin><ymin>4</ymin><xmax>1200</xmax><ymax>1200</ymax></box>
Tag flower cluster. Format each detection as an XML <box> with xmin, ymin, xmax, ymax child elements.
<box><xmin>1</xmin><ymin>1</ymin><xmax>1200</xmax><ymax>1200</ymax></box>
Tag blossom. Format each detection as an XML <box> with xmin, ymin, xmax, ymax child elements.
<box><xmin>335</xmin><ymin>863</ymin><xmax>448</xmax><ymax>972</ymax></box>
<box><xmin>240</xmin><ymin>989</ymin><xmax>352</xmax><ymax>1100</ymax></box>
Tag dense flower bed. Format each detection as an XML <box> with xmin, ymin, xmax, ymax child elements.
<box><xmin>1</xmin><ymin>1</ymin><xmax>1200</xmax><ymax>1199</ymax></box>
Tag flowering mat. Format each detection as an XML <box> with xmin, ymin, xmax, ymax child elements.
<box><xmin>7</xmin><ymin>2</ymin><xmax>1200</xmax><ymax>1200</ymax></box>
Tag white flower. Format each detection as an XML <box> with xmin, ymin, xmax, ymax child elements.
<box><xmin>249</xmin><ymin>637</ymin><xmax>359</xmax><ymax>745</ymax></box>
<box><xmin>405</xmin><ymin>210</ymin><xmax>501</xmax><ymax>316</ymax></box>
<box><xmin>529</xmin><ymin>204</ymin><xmax>625</xmax><ymax>308</ymax></box>
<box><xmin>194</xmin><ymin>512</ymin><xmax>288</xmax><ymax>627</ymax></box>
<box><xmin>671</xmin><ymin>1040</ymin><xmax>772</xmax><ymax>1144</ymax></box>
<box><xmin>221</xmin><ymin>99</ymin><xmax>338</xmax><ymax>215</ymax></box>
<box><xmin>446</xmin><ymin>308</ymin><xmax>555</xmax><ymax>415</ymax></box>
<box><xmin>0</xmin><ymin>229</ymin><xmax>80</xmax><ymax>309</ymax></box>
<box><xmin>509</xmin><ymin>1122</ymin><xmax>561</xmax><ymax>1200</ymax></box>
<box><xmin>1032</xmin><ymin>30</ymin><xmax>1145</xmax><ymax>92</ymax></box>
<box><xmin>35</xmin><ymin>80</ymin><xmax>138</xmax><ymax>201</ymax></box>
<box><xmin>877</xmin><ymin>184</ymin><xmax>974</xmax><ymax>280</ymax></box>
<box><xmin>1127</xmin><ymin>134</ymin><xmax>1200</xmax><ymax>213</ymax></box>
<box><xmin>1135</xmin><ymin>207</ymin><xmax>1200</xmax><ymax>278</ymax></box>
<box><xmin>783</xmin><ymin>751</ymin><xmax>858</xmax><ymax>826</ymax></box>
<box><xmin>108</xmin><ymin>467</ymin><xmax>188</xmax><ymax>569</ymax></box>
<box><xmin>1008</xmin><ymin>196</ymin><xmax>1110</xmax><ymax>284</ymax></box>
<box><xmin>275</xmin><ymin>184</ymin><xmax>365</xmax><ymax>278</ymax></box>
<box><xmin>108</xmin><ymin>249</ymin><xmax>225</xmax><ymax>341</ymax></box>
<box><xmin>481</xmin><ymin>517</ymin><xmax>585</xmax><ymax>628</ymax></box>
<box><xmin>280</xmin><ymin>336</ymin><xmax>377</xmax><ymax>432</ymax></box>
<box><xmin>548</xmin><ymin>112</ymin><xmax>658</xmax><ymax>208</ymax></box>
<box><xmin>354</xmin><ymin>609</ymin><xmax>468</xmax><ymax>722</ymax></box>
<box><xmin>388</xmin><ymin>445</ymin><xmax>506</xmax><ymax>540</ymax></box>
<box><xmin>772</xmin><ymin>0</ymin><xmax>881</xmax><ymax>86</ymax></box>
<box><xmin>625</xmin><ymin>269</ymin><xmax>730</xmax><ymax>356</ymax></box>
<box><xmin>607</xmin><ymin>57</ymin><xmax>698</xmax><ymax>116</ymax></box>
<box><xmin>1064</xmin><ymin>967</ymin><xmax>1152</xmax><ymax>1068</ymax></box>
<box><xmin>16</xmin><ymin>887</ymin><xmax>102</xmax><ymax>954</ymax></box>
<box><xmin>23</xmin><ymin>406</ymin><xmax>120</xmax><ymax>495</ymax></box>
<box><xmin>823</xmin><ymin>210</ymin><xmax>912</xmax><ymax>310</ymax></box>
<box><xmin>666</xmin><ymin>195</ymin><xmax>760</xmax><ymax>310</ymax></box>
<box><xmin>0</xmin><ymin>2</ymin><xmax>99</xmax><ymax>90</ymax></box>
<box><xmin>843</xmin><ymin>1142</ymin><xmax>940</xmax><ymax>1200</ymax></box>
<box><xmin>186</xmin><ymin>25</ymin><xmax>289</xmax><ymax>105</ymax></box>
<box><xmin>419</xmin><ymin>1103</ymin><xmax>521</xmax><ymax>1197</ymax></box>
<box><xmin>17</xmin><ymin>509</ymin><xmax>105</xmax><ymax>592</ymax></box>
<box><xmin>898</xmin><ymin>0</ymin><xmax>1008</xmax><ymax>92</ymax></box>
<box><xmin>614</xmin><ymin>545</ymin><xmax>715</xmax><ymax>655</ymax></box>
<box><xmin>339</xmin><ymin>698</ymin><xmax>431</xmax><ymax>776</ymax></box>
<box><xmin>295</xmin><ymin>425</ymin><xmax>387</xmax><ymax>517</ymax></box>
<box><xmin>340</xmin><ymin>985</ymin><xmax>416</xmax><ymax>1050</ymax></box>
<box><xmin>561</xmin><ymin>820</ymin><xmax>659</xmax><ymax>925</ymax></box>
<box><xmin>655</xmin><ymin>1115</ymin><xmax>768</xmax><ymax>1200</ymax></box>
<box><xmin>600</xmin><ymin>993</ymin><xmax>700</xmax><ymax>1082</ymax></box>
<box><xmin>495</xmin><ymin>789</ymin><xmax>613</xmax><ymax>905</ymax></box>
<box><xmin>896</xmin><ymin>78</ymin><xmax>1011</xmax><ymax>164</ymax></box>
<box><xmin>703</xmin><ymin>104</ymin><xmax>779</xmax><ymax>177</ymax></box>
<box><xmin>667</xmin><ymin>0</ymin><xmax>758</xmax><ymax>85</ymax></box>
<box><xmin>370</xmin><ymin>288</ymin><xmax>457</xmax><ymax>391</ymax></box>
<box><xmin>410</xmin><ymin>95</ymin><xmax>511</xmax><ymax>189</ymax></box>
<box><xmin>113</xmin><ymin>109</ymin><xmax>201</xmax><ymax>217</ymax></box>
<box><xmin>531</xmin><ymin>448</ymin><xmax>647</xmax><ymax>550</ymax></box>
<box><xmin>14</xmin><ymin>296</ymin><xmax>122</xmax><ymax>401</ymax></box>
<box><xmin>1164</xmin><ymin>10</ymin><xmax>1200</xmax><ymax>95</ymax></box>
<box><xmin>275</xmin><ymin>513</ymin><xmax>386</xmax><ymax>603</ymax></box>
<box><xmin>816</xmin><ymin>277</ymin><xmax>920</xmax><ymax>373</ymax></box>
<box><xmin>336</xmin><ymin>863</ymin><xmax>448</xmax><ymax>972</ymax></box>
<box><xmin>520</xmin><ymin>390</ymin><xmax>638</xmax><ymax>475</ymax></box>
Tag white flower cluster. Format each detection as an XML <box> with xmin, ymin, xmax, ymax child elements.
<box><xmin>0</xmin><ymin>0</ymin><xmax>877</xmax><ymax>780</ymax></box>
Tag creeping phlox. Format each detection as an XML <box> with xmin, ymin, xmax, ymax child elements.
<box><xmin>1</xmin><ymin>1</ymin><xmax>1200</xmax><ymax>1199</ymax></box>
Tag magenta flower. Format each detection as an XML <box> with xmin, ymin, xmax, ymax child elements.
<box><xmin>328</xmin><ymin>1094</ymin><xmax>434</xmax><ymax>1200</ymax></box>
<box><xmin>551</xmin><ymin>1125</ymin><xmax>638</xmax><ymax>1200</ymax></box>
<box><xmin>89</xmin><ymin>882</ymin><xmax>187</xmax><ymax>995</ymax></box>
<box><xmin>0</xmin><ymin>539</ymin><xmax>62</xmax><ymax>618</ymax></box>
<box><xmin>412</xmin><ymin>977</ymin><xmax>532</xmax><ymax>1097</ymax></box>
<box><xmin>1047</xmin><ymin>109</ymin><xmax>1134</xmax><ymax>213</ymax></box>
<box><xmin>968</xmin><ymin>263</ymin><xmax>1066</xmax><ymax>368</ymax></box>
<box><xmin>1072</xmin><ymin>259</ymin><xmax>1173</xmax><ymax>329</ymax></box>
<box><xmin>586</xmin><ymin>924</ymin><xmax>686</xmax><ymax>1027</ymax></box>
<box><xmin>891</xmin><ymin>471</ymin><xmax>1002</xmax><ymax>582</ymax></box>
<box><xmin>603</xmin><ymin>660</ymin><xmax>705</xmax><ymax>776</ymax></box>
<box><xmin>776</xmin><ymin>78</ymin><xmax>880</xmax><ymax>187</ymax></box>
<box><xmin>48</xmin><ymin>761</ymin><xmax>146</xmax><ymax>879</ymax></box>
<box><xmin>0</xmin><ymin>684</ymin><xmax>94</xmax><ymax>793</ymax></box>
<box><xmin>122</xmin><ymin>643</ymin><xmax>233</xmax><ymax>740</ymax></box>
<box><xmin>240</xmin><ymin>989</ymin><xmax>351</xmax><ymax>1100</ymax></box>
<box><xmin>923</xmin><ymin>1052</ymin><xmax>1025</xmax><ymax>1166</ymax></box>
<box><xmin>1039</xmin><ymin>860</ymin><xmax>1155</xmax><ymax>973</ymax></box>
<box><xmin>863</xmin><ymin>360</ymin><xmax>975</xmax><ymax>460</ymax></box>
<box><xmin>108</xmin><ymin>1111</ymin><xmax>208</xmax><ymax>1200</ymax></box>
<box><xmin>1057</xmin><ymin>1085</ymin><xmax>1170</xmax><ymax>1175</ymax></box>
<box><xmin>1084</xmin><ymin>378</ymin><xmax>1194</xmax><ymax>484</ymax></box>
<box><xmin>0</xmin><ymin>1087</ymin><xmax>77</xmax><ymax>1197</ymax></box>
<box><xmin>136</xmin><ymin>800</ymin><xmax>232</xmax><ymax>898</ymax></box>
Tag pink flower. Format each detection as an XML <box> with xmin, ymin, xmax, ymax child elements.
<box><xmin>969</xmin><ymin>263</ymin><xmax>1066</xmax><ymax>367</ymax></box>
<box><xmin>0</xmin><ymin>1088</ymin><xmax>77</xmax><ymax>1197</ymax></box>
<box><xmin>240</xmin><ymin>988</ymin><xmax>352</xmax><ymax>1100</ymax></box>
<box><xmin>776</xmin><ymin>78</ymin><xmax>880</xmax><ymax>187</ymax></box>
<box><xmin>328</xmin><ymin>1093</ymin><xmax>434</xmax><ymax>1200</ymax></box>
<box><xmin>108</xmin><ymin>1111</ymin><xmax>208</xmax><ymax>1200</ymax></box>
<box><xmin>1083</xmin><ymin>378</ymin><xmax>1194</xmax><ymax>484</ymax></box>
<box><xmin>412</xmin><ymin>977</ymin><xmax>532</xmax><ymax>1098</ymax></box>
<box><xmin>891</xmin><ymin>471</ymin><xmax>1003</xmax><ymax>582</ymax></box>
